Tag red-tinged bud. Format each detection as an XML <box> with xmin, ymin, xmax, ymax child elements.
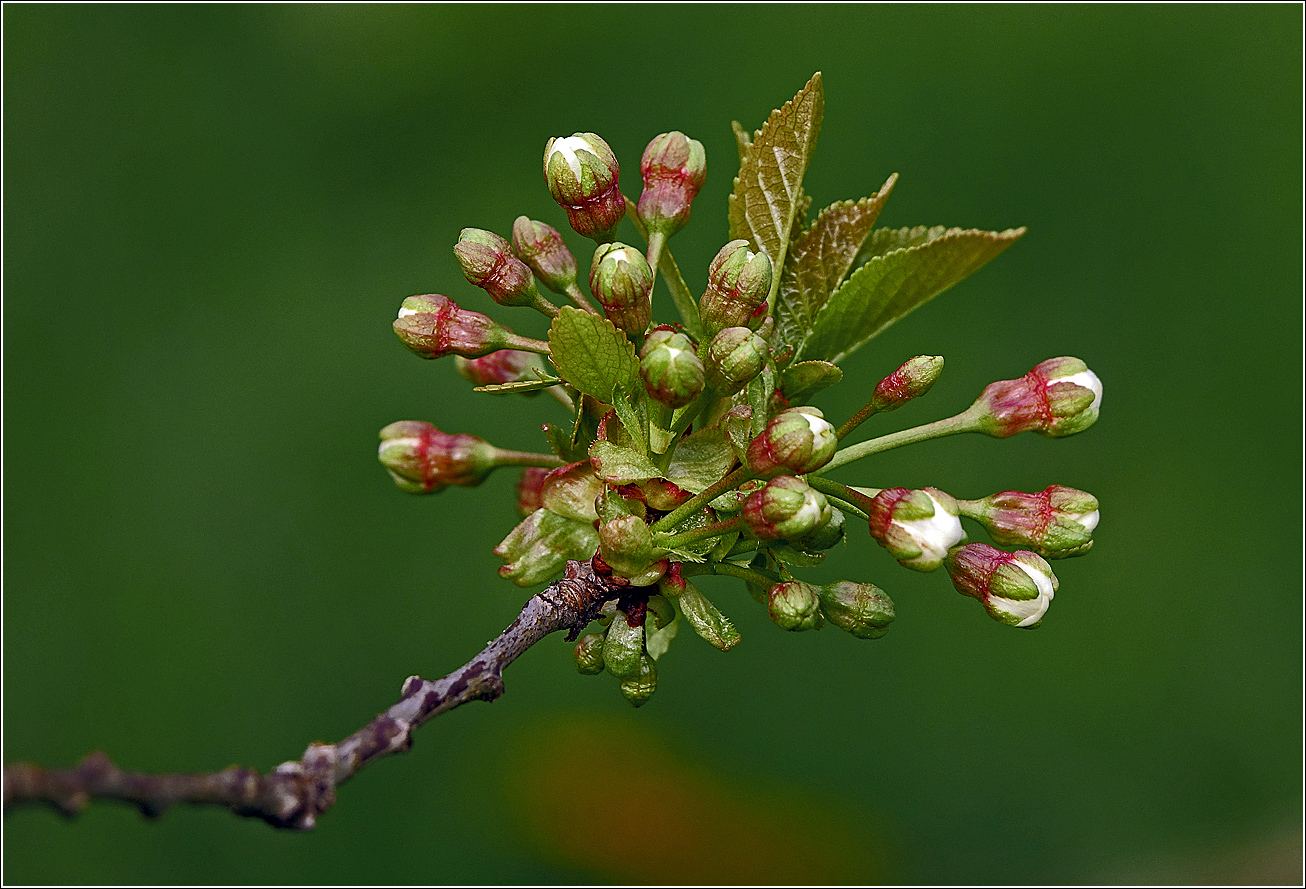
<box><xmin>589</xmin><ymin>243</ymin><xmax>653</xmax><ymax>338</ymax></box>
<box><xmin>393</xmin><ymin>294</ymin><xmax>513</xmax><ymax>360</ymax></box>
<box><xmin>699</xmin><ymin>240</ymin><xmax>773</xmax><ymax>336</ymax></box>
<box><xmin>640</xmin><ymin>327</ymin><xmax>705</xmax><ymax>408</ymax></box>
<box><xmin>615</xmin><ymin>477</ymin><xmax>694</xmax><ymax>513</ymax></box>
<box><xmin>867</xmin><ymin>487</ymin><xmax>965</xmax><ymax>572</ymax></box>
<box><xmin>870</xmin><ymin>355</ymin><xmax>944</xmax><ymax>412</ymax></box>
<box><xmin>767</xmin><ymin>580</ymin><xmax>824</xmax><ymax>631</ymax></box>
<box><xmin>515</xmin><ymin>467</ymin><xmax>549</xmax><ymax>517</ymax></box>
<box><xmin>945</xmin><ymin>543</ymin><xmax>1059</xmax><ymax>628</ymax></box>
<box><xmin>817</xmin><ymin>581</ymin><xmax>895</xmax><ymax>639</ymax></box>
<box><xmin>598</xmin><ymin>515</ymin><xmax>659</xmax><ymax>581</ymax></box>
<box><xmin>454</xmin><ymin>228</ymin><xmax>542</xmax><ymax>308</ymax></box>
<box><xmin>511</xmin><ymin>217</ymin><xmax>578</xmax><ymax>294</ymax></box>
<box><xmin>543</xmin><ymin>133</ymin><xmax>625</xmax><ymax>241</ymax></box>
<box><xmin>704</xmin><ymin>327</ymin><xmax>768</xmax><ymax>395</ymax></box>
<box><xmin>455</xmin><ymin>349</ymin><xmax>546</xmax><ymax>386</ymax></box>
<box><xmin>636</xmin><ymin>131</ymin><xmax>707</xmax><ymax>237</ymax></box>
<box><xmin>742</xmin><ymin>476</ymin><xmax>832</xmax><ymax>541</ymax></box>
<box><xmin>377</xmin><ymin>420</ymin><xmax>499</xmax><ymax>494</ymax></box>
<box><xmin>746</xmin><ymin>406</ymin><xmax>838</xmax><ymax>478</ymax></box>
<box><xmin>970</xmin><ymin>357</ymin><xmax>1103</xmax><ymax>438</ymax></box>
<box><xmin>967</xmin><ymin>485</ymin><xmax>1099</xmax><ymax>558</ymax></box>
<box><xmin>574</xmin><ymin>633</ymin><xmax>606</xmax><ymax>674</ymax></box>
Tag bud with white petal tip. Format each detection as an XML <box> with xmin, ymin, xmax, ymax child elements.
<box><xmin>589</xmin><ymin>243</ymin><xmax>653</xmax><ymax>338</ymax></box>
<box><xmin>454</xmin><ymin>228</ymin><xmax>542</xmax><ymax>308</ymax></box>
<box><xmin>511</xmin><ymin>217</ymin><xmax>578</xmax><ymax>295</ymax></box>
<box><xmin>945</xmin><ymin>542</ymin><xmax>1059</xmax><ymax>628</ymax></box>
<box><xmin>970</xmin><ymin>357</ymin><xmax>1103</xmax><ymax>438</ymax></box>
<box><xmin>703</xmin><ymin>326</ymin><xmax>768</xmax><ymax>395</ymax></box>
<box><xmin>817</xmin><ymin>581</ymin><xmax>895</xmax><ymax>639</ymax></box>
<box><xmin>742</xmin><ymin>476</ymin><xmax>832</xmax><ymax>541</ymax></box>
<box><xmin>746</xmin><ymin>406</ymin><xmax>839</xmax><ymax>478</ymax></box>
<box><xmin>965</xmin><ymin>485</ymin><xmax>1099</xmax><ymax>558</ymax></box>
<box><xmin>637</xmin><ymin>131</ymin><xmax>707</xmax><ymax>238</ymax></box>
<box><xmin>639</xmin><ymin>327</ymin><xmax>705</xmax><ymax>408</ymax></box>
<box><xmin>867</xmin><ymin>487</ymin><xmax>966</xmax><ymax>572</ymax></box>
<box><xmin>699</xmin><ymin>240</ymin><xmax>773</xmax><ymax>336</ymax></box>
<box><xmin>767</xmin><ymin>580</ymin><xmax>824</xmax><ymax>631</ymax></box>
<box><xmin>377</xmin><ymin>421</ymin><xmax>499</xmax><ymax>494</ymax></box>
<box><xmin>543</xmin><ymin>133</ymin><xmax>625</xmax><ymax>241</ymax></box>
<box><xmin>393</xmin><ymin>294</ymin><xmax>518</xmax><ymax>360</ymax></box>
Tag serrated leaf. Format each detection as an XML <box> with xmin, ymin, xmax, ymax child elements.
<box><xmin>731</xmin><ymin>120</ymin><xmax>753</xmax><ymax>166</ymax></box>
<box><xmin>666</xmin><ymin>427</ymin><xmax>736</xmax><ymax>494</ymax></box>
<box><xmin>676</xmin><ymin>580</ymin><xmax>741</xmax><ymax>651</ymax></box>
<box><xmin>589</xmin><ymin>440</ymin><xmax>662</xmax><ymax>485</ymax></box>
<box><xmin>854</xmin><ymin>224</ymin><xmax>954</xmax><ymax>266</ymax></box>
<box><xmin>472</xmin><ymin>377</ymin><xmax>561</xmax><ymax>394</ymax></box>
<box><xmin>547</xmin><ymin>306</ymin><xmax>639</xmax><ymax>403</ymax></box>
<box><xmin>801</xmin><ymin>226</ymin><xmax>1027</xmax><ymax>364</ymax></box>
<box><xmin>728</xmin><ymin>73</ymin><xmax>824</xmax><ymax>279</ymax></box>
<box><xmin>775</xmin><ymin>174</ymin><xmax>898</xmax><ymax>354</ymax></box>
<box><xmin>779</xmin><ymin>360</ymin><xmax>843</xmax><ymax>404</ymax></box>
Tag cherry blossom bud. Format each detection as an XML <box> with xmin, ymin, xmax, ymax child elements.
<box><xmin>636</xmin><ymin>131</ymin><xmax>707</xmax><ymax>237</ymax></box>
<box><xmin>817</xmin><ymin>581</ymin><xmax>895</xmax><ymax>639</ymax></box>
<box><xmin>867</xmin><ymin>487</ymin><xmax>965</xmax><ymax>572</ymax></box>
<box><xmin>794</xmin><ymin>506</ymin><xmax>846</xmax><ymax>552</ymax></box>
<box><xmin>870</xmin><ymin>355</ymin><xmax>944</xmax><ymax>412</ymax></box>
<box><xmin>704</xmin><ymin>327</ymin><xmax>768</xmax><ymax>395</ymax></box>
<box><xmin>967</xmin><ymin>485</ymin><xmax>1099</xmax><ymax>558</ymax></box>
<box><xmin>377</xmin><ymin>421</ymin><xmax>499</xmax><ymax>494</ymax></box>
<box><xmin>598</xmin><ymin>515</ymin><xmax>658</xmax><ymax>581</ymax></box>
<box><xmin>602</xmin><ymin>611</ymin><xmax>645</xmax><ymax>681</ymax></box>
<box><xmin>767</xmin><ymin>581</ymin><xmax>824</xmax><ymax>631</ymax></box>
<box><xmin>515</xmin><ymin>467</ymin><xmax>549</xmax><ymax>517</ymax></box>
<box><xmin>946</xmin><ymin>543</ymin><xmax>1059</xmax><ymax>628</ymax></box>
<box><xmin>454</xmin><ymin>228</ymin><xmax>542</xmax><ymax>308</ymax></box>
<box><xmin>589</xmin><ymin>243</ymin><xmax>653</xmax><ymax>338</ymax></box>
<box><xmin>511</xmin><ymin>217</ymin><xmax>578</xmax><ymax>294</ymax></box>
<box><xmin>746</xmin><ymin>407</ymin><xmax>839</xmax><ymax>478</ymax></box>
<box><xmin>640</xmin><ymin>327</ymin><xmax>705</xmax><ymax>408</ymax></box>
<box><xmin>742</xmin><ymin>476</ymin><xmax>832</xmax><ymax>541</ymax></box>
<box><xmin>574</xmin><ymin>633</ymin><xmax>606</xmax><ymax>674</ymax></box>
<box><xmin>619</xmin><ymin>652</ymin><xmax>658</xmax><ymax>707</ymax></box>
<box><xmin>543</xmin><ymin>133</ymin><xmax>625</xmax><ymax>241</ymax></box>
<box><xmin>393</xmin><ymin>294</ymin><xmax>513</xmax><ymax>360</ymax></box>
<box><xmin>699</xmin><ymin>240</ymin><xmax>773</xmax><ymax>336</ymax></box>
<box><xmin>455</xmin><ymin>349</ymin><xmax>546</xmax><ymax>386</ymax></box>
<box><xmin>970</xmin><ymin>357</ymin><xmax>1103</xmax><ymax>438</ymax></box>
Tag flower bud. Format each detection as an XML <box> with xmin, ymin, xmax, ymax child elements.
<box><xmin>574</xmin><ymin>633</ymin><xmax>606</xmax><ymax>674</ymax></box>
<box><xmin>602</xmin><ymin>610</ymin><xmax>645</xmax><ymax>680</ymax></box>
<box><xmin>515</xmin><ymin>467</ymin><xmax>549</xmax><ymax>517</ymax></box>
<box><xmin>589</xmin><ymin>243</ymin><xmax>653</xmax><ymax>338</ymax></box>
<box><xmin>945</xmin><ymin>543</ymin><xmax>1059</xmax><ymax>628</ymax></box>
<box><xmin>970</xmin><ymin>357</ymin><xmax>1102</xmax><ymax>438</ymax></box>
<box><xmin>968</xmin><ymin>485</ymin><xmax>1099</xmax><ymax>558</ymax></box>
<box><xmin>703</xmin><ymin>327</ymin><xmax>768</xmax><ymax>395</ymax></box>
<box><xmin>543</xmin><ymin>133</ymin><xmax>625</xmax><ymax>241</ymax></box>
<box><xmin>455</xmin><ymin>349</ymin><xmax>546</xmax><ymax>386</ymax></box>
<box><xmin>639</xmin><ymin>327</ymin><xmax>705</xmax><ymax>408</ymax></box>
<box><xmin>377</xmin><ymin>420</ymin><xmax>499</xmax><ymax>494</ymax></box>
<box><xmin>511</xmin><ymin>217</ymin><xmax>578</xmax><ymax>294</ymax></box>
<box><xmin>454</xmin><ymin>228</ymin><xmax>541</xmax><ymax>308</ymax></box>
<box><xmin>636</xmin><ymin>131</ymin><xmax>707</xmax><ymax>237</ymax></box>
<box><xmin>794</xmin><ymin>506</ymin><xmax>846</xmax><ymax>552</ymax></box>
<box><xmin>767</xmin><ymin>581</ymin><xmax>825</xmax><ymax>631</ymax></box>
<box><xmin>699</xmin><ymin>240</ymin><xmax>773</xmax><ymax>336</ymax></box>
<box><xmin>817</xmin><ymin>581</ymin><xmax>895</xmax><ymax>639</ymax></box>
<box><xmin>742</xmin><ymin>476</ymin><xmax>832</xmax><ymax>541</ymax></box>
<box><xmin>870</xmin><ymin>355</ymin><xmax>944</xmax><ymax>412</ymax></box>
<box><xmin>746</xmin><ymin>406</ymin><xmax>839</xmax><ymax>478</ymax></box>
<box><xmin>619</xmin><ymin>652</ymin><xmax>658</xmax><ymax>707</ymax></box>
<box><xmin>393</xmin><ymin>294</ymin><xmax>512</xmax><ymax>360</ymax></box>
<box><xmin>866</xmin><ymin>487</ymin><xmax>965</xmax><ymax>571</ymax></box>
<box><xmin>598</xmin><ymin>515</ymin><xmax>658</xmax><ymax>580</ymax></box>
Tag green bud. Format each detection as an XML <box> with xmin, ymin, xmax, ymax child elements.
<box><xmin>377</xmin><ymin>420</ymin><xmax>499</xmax><ymax>494</ymax></box>
<box><xmin>494</xmin><ymin>508</ymin><xmax>600</xmax><ymax>587</ymax></box>
<box><xmin>869</xmin><ymin>355</ymin><xmax>945</xmax><ymax>412</ymax></box>
<box><xmin>454</xmin><ymin>228</ymin><xmax>541</xmax><ymax>308</ymax></box>
<box><xmin>602</xmin><ymin>611</ymin><xmax>646</xmax><ymax>680</ymax></box>
<box><xmin>704</xmin><ymin>327</ymin><xmax>768</xmax><ymax>395</ymax></box>
<box><xmin>699</xmin><ymin>240</ymin><xmax>773</xmax><ymax>336</ymax></box>
<box><xmin>767</xmin><ymin>581</ymin><xmax>825</xmax><ymax>631</ymax></box>
<box><xmin>393</xmin><ymin>294</ymin><xmax>513</xmax><ymax>360</ymax></box>
<box><xmin>817</xmin><ymin>581</ymin><xmax>895</xmax><ymax>639</ymax></box>
<box><xmin>795</xmin><ymin>505</ymin><xmax>846</xmax><ymax>551</ymax></box>
<box><xmin>637</xmin><ymin>131</ymin><xmax>707</xmax><ymax>237</ymax></box>
<box><xmin>970</xmin><ymin>357</ymin><xmax>1103</xmax><ymax>438</ymax></box>
<box><xmin>640</xmin><ymin>327</ymin><xmax>705</xmax><ymax>409</ymax></box>
<box><xmin>589</xmin><ymin>243</ymin><xmax>653</xmax><ymax>338</ymax></box>
<box><xmin>598</xmin><ymin>515</ymin><xmax>658</xmax><ymax>580</ymax></box>
<box><xmin>746</xmin><ymin>406</ymin><xmax>839</xmax><ymax>478</ymax></box>
<box><xmin>619</xmin><ymin>652</ymin><xmax>658</xmax><ymax>707</ymax></box>
<box><xmin>544</xmin><ymin>133</ymin><xmax>626</xmax><ymax>241</ymax></box>
<box><xmin>574</xmin><ymin>633</ymin><xmax>606</xmax><ymax>674</ymax></box>
<box><xmin>511</xmin><ymin>217</ymin><xmax>578</xmax><ymax>294</ymax></box>
<box><xmin>741</xmin><ymin>476</ymin><xmax>832</xmax><ymax>541</ymax></box>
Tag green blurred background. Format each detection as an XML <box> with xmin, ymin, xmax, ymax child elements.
<box><xmin>4</xmin><ymin>4</ymin><xmax>1301</xmax><ymax>884</ymax></box>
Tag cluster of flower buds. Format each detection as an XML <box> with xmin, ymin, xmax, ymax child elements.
<box><xmin>454</xmin><ymin>228</ymin><xmax>543</xmax><ymax>309</ymax></box>
<box><xmin>699</xmin><ymin>240</ymin><xmax>773</xmax><ymax>336</ymax></box>
<box><xmin>970</xmin><ymin>357</ymin><xmax>1102</xmax><ymax>438</ymax></box>
<box><xmin>543</xmin><ymin>133</ymin><xmax>625</xmax><ymax>241</ymax></box>
<box><xmin>945</xmin><ymin>543</ymin><xmax>1058</xmax><ymax>628</ymax></box>
<box><xmin>867</xmin><ymin>487</ymin><xmax>966</xmax><ymax>572</ymax></box>
<box><xmin>742</xmin><ymin>476</ymin><xmax>832</xmax><ymax>541</ymax></box>
<box><xmin>510</xmin><ymin>217</ymin><xmax>578</xmax><ymax>295</ymax></box>
<box><xmin>963</xmin><ymin>485</ymin><xmax>1099</xmax><ymax>558</ymax></box>
<box><xmin>393</xmin><ymin>294</ymin><xmax>520</xmax><ymax>360</ymax></box>
<box><xmin>455</xmin><ymin>349</ymin><xmax>546</xmax><ymax>387</ymax></box>
<box><xmin>636</xmin><ymin>131</ymin><xmax>707</xmax><ymax>238</ymax></box>
<box><xmin>746</xmin><ymin>407</ymin><xmax>839</xmax><ymax>477</ymax></box>
<box><xmin>590</xmin><ymin>243</ymin><xmax>654</xmax><ymax>338</ymax></box>
<box><xmin>377</xmin><ymin>421</ymin><xmax>500</xmax><ymax>494</ymax></box>
<box><xmin>639</xmin><ymin>327</ymin><xmax>704</xmax><ymax>408</ymax></box>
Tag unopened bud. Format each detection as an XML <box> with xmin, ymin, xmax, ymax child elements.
<box><xmin>515</xmin><ymin>467</ymin><xmax>549</xmax><ymax>517</ymax></box>
<box><xmin>817</xmin><ymin>581</ymin><xmax>895</xmax><ymax>639</ymax></box>
<box><xmin>543</xmin><ymin>133</ymin><xmax>625</xmax><ymax>241</ymax></box>
<box><xmin>640</xmin><ymin>327</ymin><xmax>705</xmax><ymax>408</ymax></box>
<box><xmin>794</xmin><ymin>506</ymin><xmax>846</xmax><ymax>552</ymax></box>
<box><xmin>767</xmin><ymin>581</ymin><xmax>824</xmax><ymax>631</ymax></box>
<box><xmin>574</xmin><ymin>633</ymin><xmax>606</xmax><ymax>674</ymax></box>
<box><xmin>511</xmin><ymin>217</ymin><xmax>578</xmax><ymax>294</ymax></box>
<box><xmin>602</xmin><ymin>610</ymin><xmax>645</xmax><ymax>680</ymax></box>
<box><xmin>393</xmin><ymin>294</ymin><xmax>512</xmax><ymax>360</ymax></box>
<box><xmin>637</xmin><ymin>131</ymin><xmax>707</xmax><ymax>237</ymax></box>
<box><xmin>377</xmin><ymin>420</ymin><xmax>499</xmax><ymax>494</ymax></box>
<box><xmin>619</xmin><ymin>652</ymin><xmax>658</xmax><ymax>707</ymax></box>
<box><xmin>704</xmin><ymin>327</ymin><xmax>768</xmax><ymax>395</ymax></box>
<box><xmin>589</xmin><ymin>243</ymin><xmax>653</xmax><ymax>338</ymax></box>
<box><xmin>867</xmin><ymin>487</ymin><xmax>966</xmax><ymax>572</ymax></box>
<box><xmin>968</xmin><ymin>485</ymin><xmax>1099</xmax><ymax>558</ymax></box>
<box><xmin>598</xmin><ymin>515</ymin><xmax>658</xmax><ymax>580</ymax></box>
<box><xmin>945</xmin><ymin>543</ymin><xmax>1059</xmax><ymax>628</ymax></box>
<box><xmin>742</xmin><ymin>476</ymin><xmax>832</xmax><ymax>541</ymax></box>
<box><xmin>699</xmin><ymin>240</ymin><xmax>773</xmax><ymax>336</ymax></box>
<box><xmin>455</xmin><ymin>349</ymin><xmax>546</xmax><ymax>386</ymax></box>
<box><xmin>454</xmin><ymin>228</ymin><xmax>541</xmax><ymax>308</ymax></box>
<box><xmin>970</xmin><ymin>357</ymin><xmax>1103</xmax><ymax>438</ymax></box>
<box><xmin>870</xmin><ymin>355</ymin><xmax>944</xmax><ymax>412</ymax></box>
<box><xmin>746</xmin><ymin>407</ymin><xmax>838</xmax><ymax>478</ymax></box>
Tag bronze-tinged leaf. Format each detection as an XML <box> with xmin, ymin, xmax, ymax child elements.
<box><xmin>779</xmin><ymin>360</ymin><xmax>843</xmax><ymax>404</ymax></box>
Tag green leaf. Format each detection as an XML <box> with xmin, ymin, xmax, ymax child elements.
<box><xmin>644</xmin><ymin>596</ymin><xmax>680</xmax><ymax>661</ymax></box>
<box><xmin>666</xmin><ymin>428</ymin><xmax>736</xmax><ymax>494</ymax></box>
<box><xmin>494</xmin><ymin>508</ymin><xmax>599</xmax><ymax>587</ymax></box>
<box><xmin>472</xmin><ymin>377</ymin><xmax>561</xmax><ymax>394</ymax></box>
<box><xmin>589</xmin><ymin>440</ymin><xmax>662</xmax><ymax>485</ymax></box>
<box><xmin>547</xmin><ymin>306</ymin><xmax>639</xmax><ymax>403</ymax></box>
<box><xmin>774</xmin><ymin>174</ymin><xmax>897</xmax><ymax>355</ymax></box>
<box><xmin>728</xmin><ymin>72</ymin><xmax>824</xmax><ymax>281</ymax></box>
<box><xmin>675</xmin><ymin>580</ymin><xmax>741</xmax><ymax>651</ymax></box>
<box><xmin>801</xmin><ymin>226</ymin><xmax>1027</xmax><ymax>364</ymax></box>
<box><xmin>766</xmin><ymin>543</ymin><xmax>826</xmax><ymax>567</ymax></box>
<box><xmin>779</xmin><ymin>360</ymin><xmax>843</xmax><ymax>404</ymax></box>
